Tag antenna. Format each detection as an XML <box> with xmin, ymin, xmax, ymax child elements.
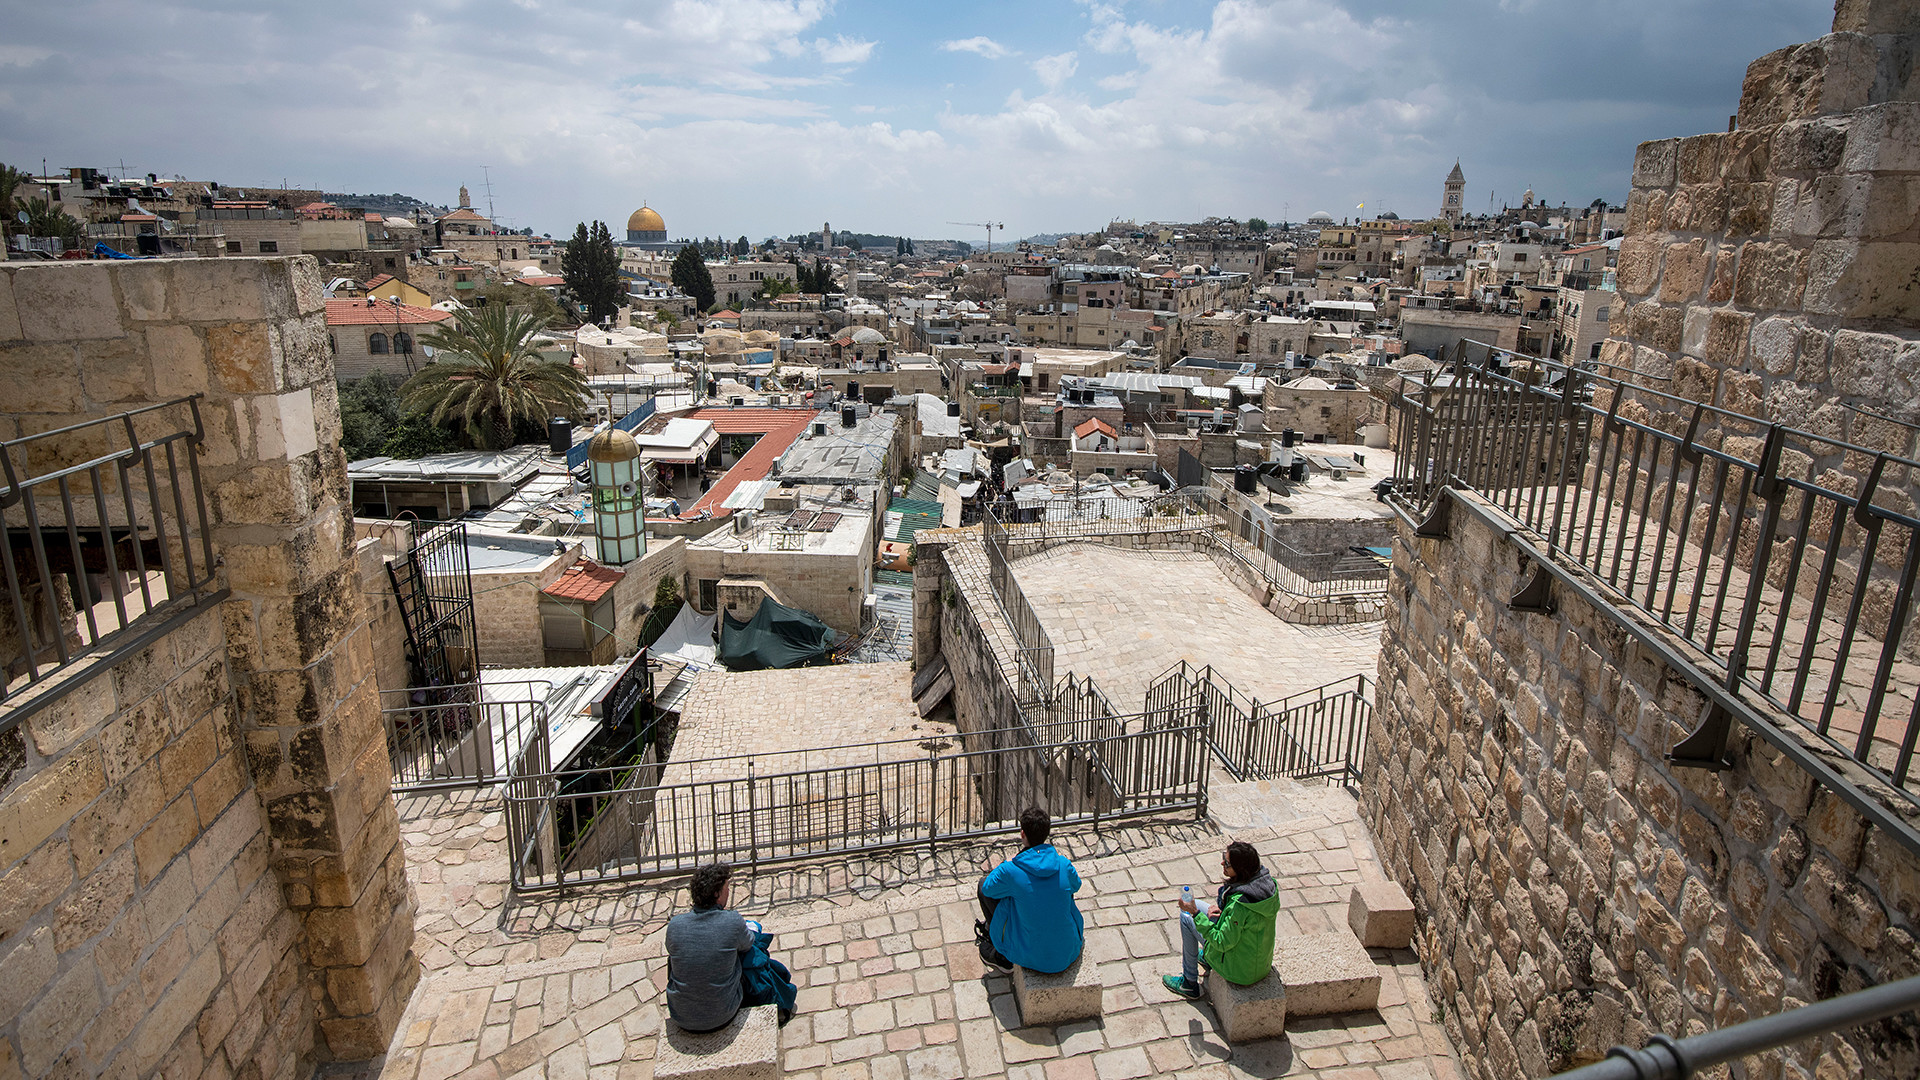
<box><xmin>481</xmin><ymin>166</ymin><xmax>497</xmax><ymax>224</ymax></box>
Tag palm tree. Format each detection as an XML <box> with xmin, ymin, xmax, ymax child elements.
<box><xmin>402</xmin><ymin>305</ymin><xmax>589</xmax><ymax>450</ymax></box>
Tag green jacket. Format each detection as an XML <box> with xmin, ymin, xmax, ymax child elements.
<box><xmin>1193</xmin><ymin>868</ymin><xmax>1279</xmax><ymax>985</ymax></box>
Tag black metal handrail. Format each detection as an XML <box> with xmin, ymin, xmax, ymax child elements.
<box><xmin>0</xmin><ymin>397</ymin><xmax>221</xmax><ymax>716</ymax></box>
<box><xmin>1388</xmin><ymin>340</ymin><xmax>1920</xmax><ymax>802</ymax></box>
<box><xmin>980</xmin><ymin>505</ymin><xmax>1056</xmax><ymax>702</ymax></box>
<box><xmin>1551</xmin><ymin>973</ymin><xmax>1920</xmax><ymax>1079</ymax></box>
<box><xmin>1143</xmin><ymin>662</ymin><xmax>1371</xmax><ymax>786</ymax></box>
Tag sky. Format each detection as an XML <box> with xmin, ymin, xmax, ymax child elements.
<box><xmin>0</xmin><ymin>0</ymin><xmax>1836</xmax><ymax>243</ymax></box>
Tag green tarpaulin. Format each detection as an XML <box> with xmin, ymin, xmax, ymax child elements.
<box><xmin>719</xmin><ymin>598</ymin><xmax>842</xmax><ymax>671</ymax></box>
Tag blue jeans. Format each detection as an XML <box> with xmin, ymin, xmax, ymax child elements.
<box><xmin>1178</xmin><ymin>901</ymin><xmax>1214</xmax><ymax>985</ymax></box>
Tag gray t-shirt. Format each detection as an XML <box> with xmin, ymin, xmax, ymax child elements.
<box><xmin>665</xmin><ymin>907</ymin><xmax>753</xmax><ymax>1032</ymax></box>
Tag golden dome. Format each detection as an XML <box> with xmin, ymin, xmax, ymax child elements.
<box><xmin>626</xmin><ymin>206</ymin><xmax>666</xmax><ymax>234</ymax></box>
<box><xmin>586</xmin><ymin>428</ymin><xmax>640</xmax><ymax>463</ymax></box>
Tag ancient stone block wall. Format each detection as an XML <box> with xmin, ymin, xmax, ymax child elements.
<box><xmin>0</xmin><ymin>257</ymin><xmax>416</xmax><ymax>1068</ymax></box>
<box><xmin>1604</xmin><ymin>7</ymin><xmax>1920</xmax><ymax>455</ymax></box>
<box><xmin>0</xmin><ymin>607</ymin><xmax>308</xmax><ymax>1079</ymax></box>
<box><xmin>1363</xmin><ymin>491</ymin><xmax>1919</xmax><ymax>1079</ymax></box>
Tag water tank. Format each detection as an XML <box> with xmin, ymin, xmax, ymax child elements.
<box><xmin>1281</xmin><ymin>429</ymin><xmax>1297</xmax><ymax>447</ymax></box>
<box><xmin>1234</xmin><ymin>465</ymin><xmax>1257</xmax><ymax>494</ymax></box>
<box><xmin>841</xmin><ymin>404</ymin><xmax>858</xmax><ymax>428</ymax></box>
<box><xmin>1290</xmin><ymin>460</ymin><xmax>1308</xmax><ymax>482</ymax></box>
<box><xmin>547</xmin><ymin>417</ymin><xmax>572</xmax><ymax>455</ymax></box>
<box><xmin>947</xmin><ymin>401</ymin><xmax>961</xmax><ymax>417</ymax></box>
<box><xmin>847</xmin><ymin>380</ymin><xmax>860</xmax><ymax>399</ymax></box>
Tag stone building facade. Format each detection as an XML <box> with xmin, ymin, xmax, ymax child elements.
<box><xmin>0</xmin><ymin>257</ymin><xmax>416</xmax><ymax>1076</ymax></box>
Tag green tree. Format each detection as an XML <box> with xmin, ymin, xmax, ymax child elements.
<box><xmin>0</xmin><ymin>162</ymin><xmax>29</xmax><ymax>242</ymax></box>
<box><xmin>338</xmin><ymin>373</ymin><xmax>403</xmax><ymax>461</ymax></box>
<box><xmin>757</xmin><ymin>276</ymin><xmax>797</xmax><ymax>301</ymax></box>
<box><xmin>475</xmin><ymin>280</ymin><xmax>568</xmax><ymax>325</ymax></box>
<box><xmin>402</xmin><ymin>305</ymin><xmax>589</xmax><ymax>449</ymax></box>
<box><xmin>560</xmin><ymin>220</ymin><xmax>624</xmax><ymax>324</ymax></box>
<box><xmin>734</xmin><ymin>235</ymin><xmax>750</xmax><ymax>256</ymax></box>
<box><xmin>848</xmin><ymin>236</ymin><xmax>862</xmax><ymax>251</ymax></box>
<box><xmin>670</xmin><ymin>244</ymin><xmax>715</xmax><ymax>311</ymax></box>
<box><xmin>1247</xmin><ymin>217</ymin><xmax>1269</xmax><ymax>233</ymax></box>
<box><xmin>19</xmin><ymin>197</ymin><xmax>85</xmax><ymax>248</ymax></box>
<box><xmin>379</xmin><ymin>412</ymin><xmax>463</xmax><ymax>459</ymax></box>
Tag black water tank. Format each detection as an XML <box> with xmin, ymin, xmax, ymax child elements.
<box><xmin>1234</xmin><ymin>465</ymin><xmax>1257</xmax><ymax>494</ymax></box>
<box><xmin>547</xmin><ymin>417</ymin><xmax>572</xmax><ymax>454</ymax></box>
<box><xmin>1290</xmin><ymin>460</ymin><xmax>1308</xmax><ymax>482</ymax></box>
<box><xmin>947</xmin><ymin>401</ymin><xmax>961</xmax><ymax>417</ymax></box>
<box><xmin>847</xmin><ymin>380</ymin><xmax>860</xmax><ymax>399</ymax></box>
<box><xmin>842</xmin><ymin>404</ymin><xmax>858</xmax><ymax>427</ymax></box>
<box><xmin>1281</xmin><ymin>429</ymin><xmax>1297</xmax><ymax>447</ymax></box>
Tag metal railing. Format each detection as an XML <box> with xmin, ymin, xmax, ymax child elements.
<box><xmin>503</xmin><ymin>717</ymin><xmax>1209</xmax><ymax>890</ymax></box>
<box><xmin>1551</xmin><ymin>973</ymin><xmax>1920</xmax><ymax>1079</ymax></box>
<box><xmin>0</xmin><ymin>398</ymin><xmax>223</xmax><ymax>717</ymax></box>
<box><xmin>380</xmin><ymin>681</ymin><xmax>550</xmax><ymax>792</ymax></box>
<box><xmin>1388</xmin><ymin>340</ymin><xmax>1920</xmax><ymax>804</ymax></box>
<box><xmin>981</xmin><ymin>506</ymin><xmax>1056</xmax><ymax>702</ymax></box>
<box><xmin>1145</xmin><ymin>662</ymin><xmax>1372</xmax><ymax>786</ymax></box>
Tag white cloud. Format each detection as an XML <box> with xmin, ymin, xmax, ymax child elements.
<box><xmin>940</xmin><ymin>36</ymin><xmax>1011</xmax><ymax>59</ymax></box>
<box><xmin>812</xmin><ymin>35</ymin><xmax>876</xmax><ymax>64</ymax></box>
<box><xmin>1031</xmin><ymin>52</ymin><xmax>1078</xmax><ymax>90</ymax></box>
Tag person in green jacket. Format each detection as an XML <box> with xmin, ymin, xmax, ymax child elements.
<box><xmin>1162</xmin><ymin>840</ymin><xmax>1278</xmax><ymax>999</ymax></box>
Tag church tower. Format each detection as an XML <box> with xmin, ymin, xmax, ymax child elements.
<box><xmin>1441</xmin><ymin>162</ymin><xmax>1464</xmax><ymax>223</ymax></box>
<box><xmin>459</xmin><ymin>185</ymin><xmax>471</xmax><ymax>209</ymax></box>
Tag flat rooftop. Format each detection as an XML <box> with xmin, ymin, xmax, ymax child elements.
<box><xmin>1012</xmin><ymin>544</ymin><xmax>1383</xmax><ymax>707</ymax></box>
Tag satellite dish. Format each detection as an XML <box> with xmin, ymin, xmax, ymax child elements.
<box><xmin>160</xmin><ymin>219</ymin><xmax>175</xmax><ymax>233</ymax></box>
<box><xmin>421</xmin><ymin>345</ymin><xmax>435</xmax><ymax>359</ymax></box>
<box><xmin>14</xmin><ymin>211</ymin><xmax>26</xmax><ymax>225</ymax></box>
<box><xmin>127</xmin><ymin>198</ymin><xmax>143</xmax><ymax>214</ymax></box>
<box><xmin>233</xmin><ymin>189</ymin><xmax>246</xmax><ymax>199</ymax></box>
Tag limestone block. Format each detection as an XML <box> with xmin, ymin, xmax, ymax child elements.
<box><xmin>1269</xmin><ymin>932</ymin><xmax>1381</xmax><ymax>1018</ymax></box>
<box><xmin>10</xmin><ymin>264</ymin><xmax>121</xmax><ymax>343</ymax></box>
<box><xmin>1739</xmin><ymin>34</ymin><xmax>1875</xmax><ymax>127</ymax></box>
<box><xmin>1347</xmin><ymin>882</ymin><xmax>1417</xmax><ymax>949</ymax></box>
<box><xmin>1204</xmin><ymin>968</ymin><xmax>1287</xmax><ymax>1043</ymax></box>
<box><xmin>1010</xmin><ymin>955</ymin><xmax>1103</xmax><ymax>1026</ymax></box>
<box><xmin>1632</xmin><ymin>138</ymin><xmax>1679</xmax><ymax>190</ymax></box>
<box><xmin>1842</xmin><ymin>102</ymin><xmax>1920</xmax><ymax>174</ymax></box>
<box><xmin>656</xmin><ymin>1006</ymin><xmax>783</xmax><ymax>1080</ymax></box>
<box><xmin>0</xmin><ymin>272</ymin><xmax>21</xmax><ymax>341</ymax></box>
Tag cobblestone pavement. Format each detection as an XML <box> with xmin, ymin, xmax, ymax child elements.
<box><xmin>669</xmin><ymin>663</ymin><xmax>953</xmax><ymax>778</ymax></box>
<box><xmin>1010</xmin><ymin>545</ymin><xmax>1384</xmax><ymax>707</ymax></box>
<box><xmin>374</xmin><ymin>784</ymin><xmax>1463</xmax><ymax>1080</ymax></box>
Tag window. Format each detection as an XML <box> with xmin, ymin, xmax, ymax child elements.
<box><xmin>368</xmin><ymin>332</ymin><xmax>389</xmax><ymax>354</ymax></box>
<box><xmin>1512</xmin><ymin>252</ymin><xmax>1526</xmax><ymax>263</ymax></box>
<box><xmin>258</xmin><ymin>240</ymin><xmax>279</xmax><ymax>253</ymax></box>
<box><xmin>225</xmin><ymin>241</ymin><xmax>242</xmax><ymax>254</ymax></box>
<box><xmin>328</xmin><ymin>334</ymin><xmax>337</xmax><ymax>354</ymax></box>
<box><xmin>394</xmin><ymin>332</ymin><xmax>413</xmax><ymax>354</ymax></box>
<box><xmin>1590</xmin><ymin>342</ymin><xmax>1603</xmax><ymax>359</ymax></box>
<box><xmin>1596</xmin><ymin>308</ymin><xmax>1609</xmax><ymax>323</ymax></box>
<box><xmin>384</xmin><ymin>258</ymin><xmax>396</xmax><ymax>269</ymax></box>
<box><xmin>697</xmin><ymin>578</ymin><xmax>718</xmax><ymax>611</ymax></box>
<box><xmin>1269</xmin><ymin>341</ymin><xmax>1279</xmax><ymax>354</ymax></box>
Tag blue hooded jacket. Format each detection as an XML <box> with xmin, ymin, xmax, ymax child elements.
<box><xmin>982</xmin><ymin>843</ymin><xmax>1084</xmax><ymax>974</ymax></box>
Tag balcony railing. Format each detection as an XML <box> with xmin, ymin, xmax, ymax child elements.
<box><xmin>0</xmin><ymin>398</ymin><xmax>224</xmax><ymax>719</ymax></box>
<box><xmin>1388</xmin><ymin>340</ymin><xmax>1920</xmax><ymax>838</ymax></box>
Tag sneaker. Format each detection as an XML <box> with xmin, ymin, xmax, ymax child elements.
<box><xmin>979</xmin><ymin>942</ymin><xmax>1014</xmax><ymax>972</ymax></box>
<box><xmin>1162</xmin><ymin>974</ymin><xmax>1201</xmax><ymax>1000</ymax></box>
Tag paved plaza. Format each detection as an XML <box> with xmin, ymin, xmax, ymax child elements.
<box><xmin>368</xmin><ymin>778</ymin><xmax>1462</xmax><ymax>1080</ymax></box>
<box><xmin>667</xmin><ymin>663</ymin><xmax>951</xmax><ymax>779</ymax></box>
<box><xmin>1011</xmin><ymin>544</ymin><xmax>1385</xmax><ymax>707</ymax></box>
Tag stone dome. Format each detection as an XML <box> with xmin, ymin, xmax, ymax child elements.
<box><xmin>627</xmin><ymin>206</ymin><xmax>666</xmax><ymax>234</ymax></box>
<box><xmin>586</xmin><ymin>427</ymin><xmax>640</xmax><ymax>463</ymax></box>
<box><xmin>1308</xmin><ymin>211</ymin><xmax>1335</xmax><ymax>224</ymax></box>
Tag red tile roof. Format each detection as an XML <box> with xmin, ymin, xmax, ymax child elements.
<box><xmin>1074</xmin><ymin>417</ymin><xmax>1116</xmax><ymax>440</ymax></box>
<box><xmin>542</xmin><ymin>560</ymin><xmax>623</xmax><ymax>603</ymax></box>
<box><xmin>680</xmin><ymin>408</ymin><xmax>819</xmax><ymax>519</ymax></box>
<box><xmin>324</xmin><ymin>298</ymin><xmax>453</xmax><ymax>326</ymax></box>
<box><xmin>439</xmin><ymin>208</ymin><xmax>489</xmax><ymax>222</ymax></box>
<box><xmin>364</xmin><ymin>273</ymin><xmax>396</xmax><ymax>288</ymax></box>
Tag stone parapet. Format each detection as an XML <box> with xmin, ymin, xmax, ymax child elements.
<box><xmin>1348</xmin><ymin>880</ymin><xmax>1417</xmax><ymax>949</ymax></box>
<box><xmin>1364</xmin><ymin>492</ymin><xmax>1920</xmax><ymax>1077</ymax></box>
<box><xmin>1268</xmin><ymin>932</ymin><xmax>1381</xmax><ymax>1018</ymax></box>
<box><xmin>1203</xmin><ymin>968</ymin><xmax>1288</xmax><ymax>1042</ymax></box>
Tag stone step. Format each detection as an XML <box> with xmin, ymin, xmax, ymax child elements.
<box><xmin>1270</xmin><ymin>931</ymin><xmax>1382</xmax><ymax>1018</ymax></box>
<box><xmin>656</xmin><ymin>1006</ymin><xmax>783</xmax><ymax>1080</ymax></box>
<box><xmin>1011</xmin><ymin>955</ymin><xmax>1105</xmax><ymax>1025</ymax></box>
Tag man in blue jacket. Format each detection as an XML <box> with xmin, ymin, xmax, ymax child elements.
<box><xmin>975</xmin><ymin>807</ymin><xmax>1084</xmax><ymax>974</ymax></box>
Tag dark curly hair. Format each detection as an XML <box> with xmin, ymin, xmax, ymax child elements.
<box><xmin>1225</xmin><ymin>841</ymin><xmax>1260</xmax><ymax>884</ymax></box>
<box><xmin>1019</xmin><ymin>806</ymin><xmax>1050</xmax><ymax>847</ymax></box>
<box><xmin>689</xmin><ymin>861</ymin><xmax>732</xmax><ymax>909</ymax></box>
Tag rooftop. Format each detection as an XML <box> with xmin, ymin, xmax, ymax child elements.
<box><xmin>325</xmin><ymin>297</ymin><xmax>454</xmax><ymax>327</ymax></box>
<box><xmin>541</xmin><ymin>560</ymin><xmax>624</xmax><ymax>603</ymax></box>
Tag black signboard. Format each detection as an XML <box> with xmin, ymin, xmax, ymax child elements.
<box><xmin>594</xmin><ymin>648</ymin><xmax>652</xmax><ymax>731</ymax></box>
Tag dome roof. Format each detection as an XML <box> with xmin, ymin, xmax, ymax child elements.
<box><xmin>586</xmin><ymin>427</ymin><xmax>640</xmax><ymax>462</ymax></box>
<box><xmin>1308</xmin><ymin>211</ymin><xmax>1335</xmax><ymax>223</ymax></box>
<box><xmin>627</xmin><ymin>206</ymin><xmax>666</xmax><ymax>233</ymax></box>
<box><xmin>848</xmin><ymin>326</ymin><xmax>887</xmax><ymax>344</ymax></box>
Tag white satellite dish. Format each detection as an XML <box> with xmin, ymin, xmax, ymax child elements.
<box><xmin>14</xmin><ymin>211</ymin><xmax>26</xmax><ymax>225</ymax></box>
<box><xmin>233</xmin><ymin>189</ymin><xmax>246</xmax><ymax>199</ymax></box>
<box><xmin>160</xmin><ymin>219</ymin><xmax>175</xmax><ymax>233</ymax></box>
<box><xmin>127</xmin><ymin>198</ymin><xmax>143</xmax><ymax>214</ymax></box>
<box><xmin>421</xmin><ymin>345</ymin><xmax>435</xmax><ymax>359</ymax></box>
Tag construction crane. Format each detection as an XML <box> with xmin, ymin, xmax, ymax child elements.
<box><xmin>948</xmin><ymin>220</ymin><xmax>1003</xmax><ymax>254</ymax></box>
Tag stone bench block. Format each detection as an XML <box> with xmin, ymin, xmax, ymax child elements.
<box><xmin>1205</xmin><ymin>969</ymin><xmax>1288</xmax><ymax>1043</ymax></box>
<box><xmin>1270</xmin><ymin>932</ymin><xmax>1381</xmax><ymax>1018</ymax></box>
<box><xmin>1347</xmin><ymin>880</ymin><xmax>1416</xmax><ymax>949</ymax></box>
<box><xmin>1011</xmin><ymin>955</ymin><xmax>1103</xmax><ymax>1026</ymax></box>
<box><xmin>655</xmin><ymin>1006</ymin><xmax>782</xmax><ymax>1080</ymax></box>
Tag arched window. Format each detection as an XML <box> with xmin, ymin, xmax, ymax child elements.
<box><xmin>369</xmin><ymin>332</ymin><xmax>389</xmax><ymax>354</ymax></box>
<box><xmin>394</xmin><ymin>332</ymin><xmax>413</xmax><ymax>354</ymax></box>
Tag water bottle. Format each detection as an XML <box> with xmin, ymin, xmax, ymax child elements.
<box><xmin>1181</xmin><ymin>885</ymin><xmax>1191</xmax><ymax>907</ymax></box>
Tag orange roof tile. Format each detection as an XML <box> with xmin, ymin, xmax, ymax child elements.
<box><xmin>541</xmin><ymin>560</ymin><xmax>623</xmax><ymax>603</ymax></box>
<box><xmin>680</xmin><ymin>408</ymin><xmax>818</xmax><ymax>518</ymax></box>
<box><xmin>1074</xmin><ymin>417</ymin><xmax>1116</xmax><ymax>439</ymax></box>
<box><xmin>324</xmin><ymin>298</ymin><xmax>453</xmax><ymax>326</ymax></box>
<box><xmin>364</xmin><ymin>273</ymin><xmax>396</xmax><ymax>288</ymax></box>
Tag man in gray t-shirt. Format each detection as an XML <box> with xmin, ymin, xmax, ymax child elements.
<box><xmin>665</xmin><ymin>863</ymin><xmax>754</xmax><ymax>1033</ymax></box>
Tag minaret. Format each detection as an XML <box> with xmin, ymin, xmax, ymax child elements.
<box><xmin>822</xmin><ymin>222</ymin><xmax>832</xmax><ymax>251</ymax></box>
<box><xmin>1441</xmin><ymin>162</ymin><xmax>1464</xmax><ymax>223</ymax></box>
<box><xmin>459</xmin><ymin>185</ymin><xmax>471</xmax><ymax>209</ymax></box>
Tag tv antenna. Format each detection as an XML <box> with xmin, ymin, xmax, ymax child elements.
<box><xmin>948</xmin><ymin>220</ymin><xmax>1003</xmax><ymax>254</ymax></box>
<box><xmin>481</xmin><ymin>166</ymin><xmax>497</xmax><ymax>223</ymax></box>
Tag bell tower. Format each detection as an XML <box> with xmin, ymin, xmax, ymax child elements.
<box><xmin>1441</xmin><ymin>162</ymin><xmax>1465</xmax><ymax>223</ymax></box>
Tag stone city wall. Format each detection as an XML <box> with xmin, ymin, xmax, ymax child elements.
<box><xmin>1363</xmin><ymin>490</ymin><xmax>1919</xmax><ymax>1078</ymax></box>
<box><xmin>0</xmin><ymin>257</ymin><xmax>417</xmax><ymax>1071</ymax></box>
